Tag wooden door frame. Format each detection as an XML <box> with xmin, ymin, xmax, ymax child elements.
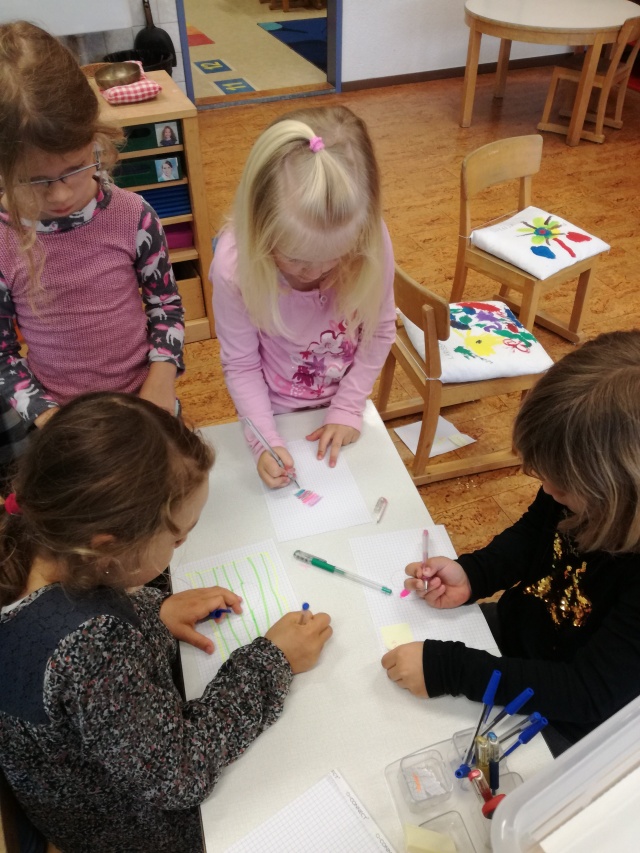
<box><xmin>175</xmin><ymin>0</ymin><xmax>341</xmax><ymax>104</ymax></box>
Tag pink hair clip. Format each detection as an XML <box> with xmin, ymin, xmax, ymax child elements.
<box><xmin>4</xmin><ymin>493</ymin><xmax>22</xmax><ymax>516</ymax></box>
<box><xmin>309</xmin><ymin>135</ymin><xmax>325</xmax><ymax>153</ymax></box>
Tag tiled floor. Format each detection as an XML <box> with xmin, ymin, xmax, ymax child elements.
<box><xmin>177</xmin><ymin>67</ymin><xmax>640</xmax><ymax>558</ymax></box>
<box><xmin>184</xmin><ymin>0</ymin><xmax>326</xmax><ymax>102</ymax></box>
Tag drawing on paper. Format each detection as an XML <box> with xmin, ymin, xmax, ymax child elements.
<box><xmin>174</xmin><ymin>541</ymin><xmax>296</xmax><ymax>676</ymax></box>
<box><xmin>294</xmin><ymin>488</ymin><xmax>323</xmax><ymax>506</ymax></box>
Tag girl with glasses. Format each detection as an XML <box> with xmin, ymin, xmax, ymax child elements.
<box><xmin>0</xmin><ymin>22</ymin><xmax>185</xmax><ymax>477</ymax></box>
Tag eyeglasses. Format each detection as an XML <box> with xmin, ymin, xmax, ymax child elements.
<box><xmin>26</xmin><ymin>158</ymin><xmax>100</xmax><ymax>192</ymax></box>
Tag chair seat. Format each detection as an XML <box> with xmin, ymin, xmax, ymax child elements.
<box><xmin>400</xmin><ymin>300</ymin><xmax>553</xmax><ymax>384</ymax></box>
<box><xmin>470</xmin><ymin>206</ymin><xmax>609</xmax><ymax>281</ymax></box>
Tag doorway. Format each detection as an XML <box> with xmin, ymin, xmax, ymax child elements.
<box><xmin>178</xmin><ymin>0</ymin><xmax>339</xmax><ymax>107</ymax></box>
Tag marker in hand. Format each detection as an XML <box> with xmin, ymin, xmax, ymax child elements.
<box><xmin>299</xmin><ymin>602</ymin><xmax>311</xmax><ymax>625</ymax></box>
<box><xmin>209</xmin><ymin>607</ymin><xmax>232</xmax><ymax>620</ymax></box>
<box><xmin>400</xmin><ymin>529</ymin><xmax>430</xmax><ymax>598</ymax></box>
<box><xmin>242</xmin><ymin>416</ymin><xmax>300</xmax><ymax>488</ymax></box>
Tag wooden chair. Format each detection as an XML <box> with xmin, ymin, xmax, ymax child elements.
<box><xmin>538</xmin><ymin>17</ymin><xmax>640</xmax><ymax>144</ymax></box>
<box><xmin>450</xmin><ymin>134</ymin><xmax>600</xmax><ymax>345</ymax></box>
<box><xmin>376</xmin><ymin>266</ymin><xmax>549</xmax><ymax>486</ymax></box>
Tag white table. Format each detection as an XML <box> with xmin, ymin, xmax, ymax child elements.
<box><xmin>173</xmin><ymin>401</ymin><xmax>552</xmax><ymax>851</ymax></box>
<box><xmin>461</xmin><ymin>0</ymin><xmax>640</xmax><ymax>145</ymax></box>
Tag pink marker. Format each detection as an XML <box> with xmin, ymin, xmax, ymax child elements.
<box><xmin>400</xmin><ymin>589</ymin><xmax>411</xmax><ymax>598</ymax></box>
<box><xmin>422</xmin><ymin>529</ymin><xmax>429</xmax><ymax>592</ymax></box>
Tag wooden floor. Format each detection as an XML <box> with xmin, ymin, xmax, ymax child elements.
<box><xmin>177</xmin><ymin>67</ymin><xmax>640</xmax><ymax>557</ymax></box>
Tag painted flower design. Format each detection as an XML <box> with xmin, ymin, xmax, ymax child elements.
<box><xmin>517</xmin><ymin>214</ymin><xmax>592</xmax><ymax>260</ymax></box>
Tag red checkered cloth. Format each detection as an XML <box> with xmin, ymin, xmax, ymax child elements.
<box><xmin>98</xmin><ymin>62</ymin><xmax>162</xmax><ymax>105</ymax></box>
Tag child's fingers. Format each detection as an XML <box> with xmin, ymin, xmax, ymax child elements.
<box><xmin>305</xmin><ymin>427</ymin><xmax>323</xmax><ymax>442</ymax></box>
<box><xmin>173</xmin><ymin>624</ymin><xmax>215</xmax><ymax>655</ymax></box>
<box><xmin>405</xmin><ymin>561</ymin><xmax>424</xmax><ymax>579</ymax></box>
<box><xmin>404</xmin><ymin>577</ymin><xmax>425</xmax><ymax>593</ymax></box>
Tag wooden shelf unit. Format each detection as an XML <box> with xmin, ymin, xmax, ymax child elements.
<box><xmin>93</xmin><ymin>71</ymin><xmax>214</xmax><ymax>343</ymax></box>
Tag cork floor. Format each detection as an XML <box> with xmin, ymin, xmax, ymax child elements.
<box><xmin>176</xmin><ymin>67</ymin><xmax>640</xmax><ymax>558</ymax></box>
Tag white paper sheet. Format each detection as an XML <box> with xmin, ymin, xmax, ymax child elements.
<box><xmin>394</xmin><ymin>416</ymin><xmax>475</xmax><ymax>457</ymax></box>
<box><xmin>262</xmin><ymin>439</ymin><xmax>372</xmax><ymax>542</ymax></box>
<box><xmin>349</xmin><ymin>528</ymin><xmax>499</xmax><ymax>654</ymax></box>
<box><xmin>225</xmin><ymin>770</ymin><xmax>396</xmax><ymax>853</ymax></box>
<box><xmin>171</xmin><ymin>539</ymin><xmax>297</xmax><ymax>690</ymax></box>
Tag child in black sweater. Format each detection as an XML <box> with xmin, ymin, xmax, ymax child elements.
<box><xmin>382</xmin><ymin>330</ymin><xmax>640</xmax><ymax>754</ymax></box>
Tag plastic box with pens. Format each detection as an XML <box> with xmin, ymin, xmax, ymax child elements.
<box><xmin>384</xmin><ymin>671</ymin><xmax>548</xmax><ymax>852</ymax></box>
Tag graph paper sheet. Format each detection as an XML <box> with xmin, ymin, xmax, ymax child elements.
<box><xmin>225</xmin><ymin>769</ymin><xmax>396</xmax><ymax>853</ymax></box>
<box><xmin>349</xmin><ymin>528</ymin><xmax>499</xmax><ymax>654</ymax></box>
<box><xmin>171</xmin><ymin>539</ymin><xmax>297</xmax><ymax>687</ymax></box>
<box><xmin>262</xmin><ymin>439</ymin><xmax>372</xmax><ymax>542</ymax></box>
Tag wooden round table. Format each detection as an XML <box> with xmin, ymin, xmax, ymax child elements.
<box><xmin>461</xmin><ymin>0</ymin><xmax>640</xmax><ymax>145</ymax></box>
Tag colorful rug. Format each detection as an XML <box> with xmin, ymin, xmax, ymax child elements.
<box><xmin>258</xmin><ymin>18</ymin><xmax>327</xmax><ymax>74</ymax></box>
<box><xmin>186</xmin><ymin>25</ymin><xmax>214</xmax><ymax>47</ymax></box>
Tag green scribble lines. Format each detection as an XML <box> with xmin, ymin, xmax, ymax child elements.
<box><xmin>187</xmin><ymin>551</ymin><xmax>289</xmax><ymax>664</ymax></box>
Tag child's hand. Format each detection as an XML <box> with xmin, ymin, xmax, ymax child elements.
<box><xmin>305</xmin><ymin>423</ymin><xmax>360</xmax><ymax>468</ymax></box>
<box><xmin>404</xmin><ymin>557</ymin><xmax>472</xmax><ymax>609</ymax></box>
<box><xmin>265</xmin><ymin>609</ymin><xmax>332</xmax><ymax>673</ymax></box>
<box><xmin>159</xmin><ymin>588</ymin><xmax>243</xmax><ymax>654</ymax></box>
<box><xmin>381</xmin><ymin>642</ymin><xmax>428</xmax><ymax>697</ymax></box>
<box><xmin>257</xmin><ymin>447</ymin><xmax>297</xmax><ymax>489</ymax></box>
<box><xmin>138</xmin><ymin>362</ymin><xmax>177</xmax><ymax>415</ymax></box>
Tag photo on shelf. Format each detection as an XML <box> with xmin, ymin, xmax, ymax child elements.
<box><xmin>155</xmin><ymin>157</ymin><xmax>180</xmax><ymax>182</ymax></box>
<box><xmin>155</xmin><ymin>121</ymin><xmax>180</xmax><ymax>146</ymax></box>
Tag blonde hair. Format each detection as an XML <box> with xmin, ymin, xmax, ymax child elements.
<box><xmin>0</xmin><ymin>21</ymin><xmax>124</xmax><ymax>287</ymax></box>
<box><xmin>0</xmin><ymin>393</ymin><xmax>214</xmax><ymax>607</ymax></box>
<box><xmin>231</xmin><ymin>105</ymin><xmax>384</xmax><ymax>341</ymax></box>
<box><xmin>513</xmin><ymin>330</ymin><xmax>640</xmax><ymax>554</ymax></box>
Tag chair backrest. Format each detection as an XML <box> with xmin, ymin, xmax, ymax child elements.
<box><xmin>611</xmin><ymin>17</ymin><xmax>640</xmax><ymax>79</ymax></box>
<box><xmin>393</xmin><ymin>265</ymin><xmax>450</xmax><ymax>342</ymax></box>
<box><xmin>459</xmin><ymin>135</ymin><xmax>543</xmax><ymax>238</ymax></box>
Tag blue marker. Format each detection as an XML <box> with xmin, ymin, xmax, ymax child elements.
<box><xmin>455</xmin><ymin>670</ymin><xmax>501</xmax><ymax>779</ymax></box>
<box><xmin>499</xmin><ymin>717</ymin><xmax>548</xmax><ymax>762</ymax></box>
<box><xmin>299</xmin><ymin>602</ymin><xmax>311</xmax><ymax>625</ymax></box>
<box><xmin>497</xmin><ymin>712</ymin><xmax>542</xmax><ymax>745</ymax></box>
<box><xmin>210</xmin><ymin>607</ymin><xmax>232</xmax><ymax>620</ymax></box>
<box><xmin>481</xmin><ymin>687</ymin><xmax>534</xmax><ymax>736</ymax></box>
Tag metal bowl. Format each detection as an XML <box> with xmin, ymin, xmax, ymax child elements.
<box><xmin>94</xmin><ymin>62</ymin><xmax>141</xmax><ymax>90</ymax></box>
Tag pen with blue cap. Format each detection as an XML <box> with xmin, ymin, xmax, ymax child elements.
<box><xmin>497</xmin><ymin>712</ymin><xmax>542</xmax><ymax>745</ymax></box>
<box><xmin>242</xmin><ymin>416</ymin><xmax>300</xmax><ymax>489</ymax></box>
<box><xmin>455</xmin><ymin>669</ymin><xmax>501</xmax><ymax>778</ymax></box>
<box><xmin>481</xmin><ymin>687</ymin><xmax>534</xmax><ymax>736</ymax></box>
<box><xmin>498</xmin><ymin>716</ymin><xmax>548</xmax><ymax>762</ymax></box>
<box><xmin>209</xmin><ymin>607</ymin><xmax>232</xmax><ymax>620</ymax></box>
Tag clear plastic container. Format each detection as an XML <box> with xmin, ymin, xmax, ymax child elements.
<box><xmin>400</xmin><ymin>747</ymin><xmax>453</xmax><ymax>811</ymax></box>
<box><xmin>491</xmin><ymin>693</ymin><xmax>640</xmax><ymax>852</ymax></box>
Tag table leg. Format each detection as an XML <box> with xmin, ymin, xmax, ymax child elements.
<box><xmin>567</xmin><ymin>34</ymin><xmax>605</xmax><ymax>146</ymax></box>
<box><xmin>494</xmin><ymin>38</ymin><xmax>512</xmax><ymax>99</ymax></box>
<box><xmin>460</xmin><ymin>24</ymin><xmax>482</xmax><ymax>127</ymax></box>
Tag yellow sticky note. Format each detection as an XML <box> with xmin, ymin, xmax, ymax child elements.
<box><xmin>381</xmin><ymin>623</ymin><xmax>414</xmax><ymax>650</ymax></box>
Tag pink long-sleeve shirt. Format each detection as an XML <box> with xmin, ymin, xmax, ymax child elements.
<box><xmin>210</xmin><ymin>222</ymin><xmax>396</xmax><ymax>458</ymax></box>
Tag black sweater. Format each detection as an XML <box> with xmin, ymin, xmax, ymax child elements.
<box><xmin>422</xmin><ymin>489</ymin><xmax>640</xmax><ymax>744</ymax></box>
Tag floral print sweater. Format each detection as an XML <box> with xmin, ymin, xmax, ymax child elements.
<box><xmin>210</xmin><ymin>222</ymin><xmax>396</xmax><ymax>459</ymax></box>
<box><xmin>0</xmin><ymin>585</ymin><xmax>292</xmax><ymax>853</ymax></box>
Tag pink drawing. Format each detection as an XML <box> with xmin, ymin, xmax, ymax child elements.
<box><xmin>294</xmin><ymin>489</ymin><xmax>323</xmax><ymax>507</ymax></box>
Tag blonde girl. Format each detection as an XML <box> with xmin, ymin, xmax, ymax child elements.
<box><xmin>0</xmin><ymin>392</ymin><xmax>331</xmax><ymax>853</ymax></box>
<box><xmin>211</xmin><ymin>105</ymin><xmax>396</xmax><ymax>487</ymax></box>
<box><xmin>0</xmin><ymin>22</ymin><xmax>184</xmax><ymax>462</ymax></box>
<box><xmin>382</xmin><ymin>330</ymin><xmax>640</xmax><ymax>755</ymax></box>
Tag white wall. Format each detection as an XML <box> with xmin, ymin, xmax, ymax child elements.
<box><xmin>341</xmin><ymin>0</ymin><xmax>565</xmax><ymax>83</ymax></box>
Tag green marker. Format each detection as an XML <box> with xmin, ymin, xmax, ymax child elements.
<box><xmin>294</xmin><ymin>550</ymin><xmax>392</xmax><ymax>596</ymax></box>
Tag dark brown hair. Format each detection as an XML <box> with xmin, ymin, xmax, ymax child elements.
<box><xmin>0</xmin><ymin>393</ymin><xmax>214</xmax><ymax>607</ymax></box>
<box><xmin>513</xmin><ymin>330</ymin><xmax>640</xmax><ymax>553</ymax></box>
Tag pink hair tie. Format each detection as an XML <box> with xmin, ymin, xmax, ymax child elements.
<box><xmin>309</xmin><ymin>135</ymin><xmax>325</xmax><ymax>153</ymax></box>
<box><xmin>4</xmin><ymin>493</ymin><xmax>22</xmax><ymax>516</ymax></box>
